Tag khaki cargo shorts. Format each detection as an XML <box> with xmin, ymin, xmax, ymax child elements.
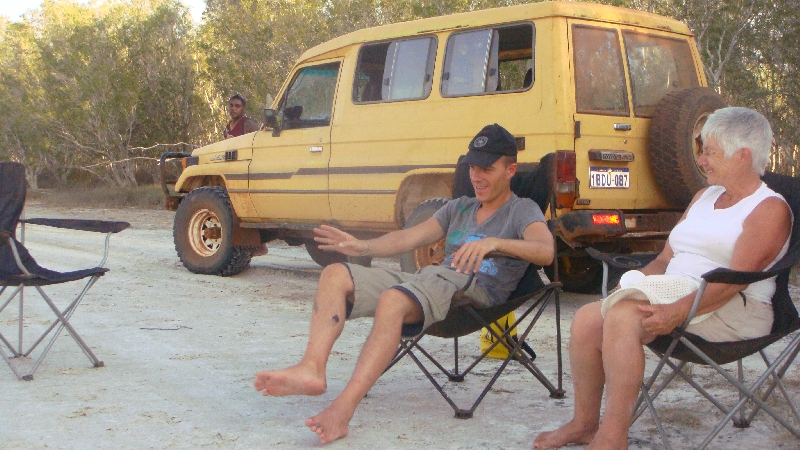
<box><xmin>686</xmin><ymin>295</ymin><xmax>773</xmax><ymax>342</ymax></box>
<box><xmin>344</xmin><ymin>263</ymin><xmax>492</xmax><ymax>337</ymax></box>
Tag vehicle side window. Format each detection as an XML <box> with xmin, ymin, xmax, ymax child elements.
<box><xmin>573</xmin><ymin>25</ymin><xmax>629</xmax><ymax>116</ymax></box>
<box><xmin>441</xmin><ymin>23</ymin><xmax>534</xmax><ymax>97</ymax></box>
<box><xmin>281</xmin><ymin>62</ymin><xmax>340</xmax><ymax>129</ymax></box>
<box><xmin>352</xmin><ymin>37</ymin><xmax>436</xmax><ymax>103</ymax></box>
<box><xmin>622</xmin><ymin>31</ymin><xmax>699</xmax><ymax>117</ymax></box>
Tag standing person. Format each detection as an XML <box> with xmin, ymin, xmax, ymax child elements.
<box><xmin>223</xmin><ymin>93</ymin><xmax>259</xmax><ymax>139</ymax></box>
<box><xmin>253</xmin><ymin>124</ymin><xmax>555</xmax><ymax>444</ymax></box>
<box><xmin>533</xmin><ymin>107</ymin><xmax>791</xmax><ymax>449</ymax></box>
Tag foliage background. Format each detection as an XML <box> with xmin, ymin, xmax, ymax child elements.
<box><xmin>1</xmin><ymin>0</ymin><xmax>798</xmax><ymax>188</ymax></box>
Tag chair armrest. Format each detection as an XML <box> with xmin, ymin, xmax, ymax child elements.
<box><xmin>21</xmin><ymin>218</ymin><xmax>130</xmax><ymax>233</ymax></box>
<box><xmin>701</xmin><ymin>266</ymin><xmax>784</xmax><ymax>285</ymax></box>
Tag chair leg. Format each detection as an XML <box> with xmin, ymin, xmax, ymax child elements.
<box><xmin>681</xmin><ymin>336</ymin><xmax>800</xmax><ymax>447</ymax></box>
<box><xmin>0</xmin><ymin>278</ymin><xmax>104</xmax><ymax>380</ymax></box>
<box><xmin>733</xmin><ymin>360</ymin><xmax>749</xmax><ymax>428</ymax></box>
<box><xmin>745</xmin><ymin>335</ymin><xmax>800</xmax><ymax>431</ymax></box>
<box><xmin>450</xmin><ymin>337</ymin><xmax>463</xmax><ymax>382</ymax></box>
<box><xmin>386</xmin><ymin>286</ymin><xmax>565</xmax><ymax>418</ymax></box>
<box><xmin>554</xmin><ymin>289</ymin><xmax>564</xmax><ymax>396</ymax></box>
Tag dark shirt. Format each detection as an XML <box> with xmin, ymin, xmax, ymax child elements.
<box><xmin>224</xmin><ymin>116</ymin><xmax>258</xmax><ymax>138</ymax></box>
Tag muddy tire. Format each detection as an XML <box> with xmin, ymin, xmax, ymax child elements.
<box><xmin>544</xmin><ymin>251</ymin><xmax>604</xmax><ymax>294</ymax></box>
<box><xmin>649</xmin><ymin>87</ymin><xmax>726</xmax><ymax>208</ymax></box>
<box><xmin>399</xmin><ymin>198</ymin><xmax>450</xmax><ymax>273</ymax></box>
<box><xmin>173</xmin><ymin>186</ymin><xmax>255</xmax><ymax>276</ymax></box>
<box><xmin>305</xmin><ymin>239</ymin><xmax>348</xmax><ymax>267</ymax></box>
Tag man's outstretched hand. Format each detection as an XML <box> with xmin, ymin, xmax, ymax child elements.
<box><xmin>314</xmin><ymin>225</ymin><xmax>368</xmax><ymax>257</ymax></box>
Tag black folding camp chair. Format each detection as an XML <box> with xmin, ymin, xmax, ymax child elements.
<box><xmin>385</xmin><ymin>153</ymin><xmax>565</xmax><ymax>419</ymax></box>
<box><xmin>589</xmin><ymin>172</ymin><xmax>800</xmax><ymax>449</ymax></box>
<box><xmin>0</xmin><ymin>162</ymin><xmax>129</xmax><ymax>380</ymax></box>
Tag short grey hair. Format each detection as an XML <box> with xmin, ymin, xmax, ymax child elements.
<box><xmin>700</xmin><ymin>107</ymin><xmax>772</xmax><ymax>175</ymax></box>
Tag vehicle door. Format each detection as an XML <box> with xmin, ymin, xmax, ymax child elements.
<box><xmin>569</xmin><ymin>22</ymin><xmax>642</xmax><ymax>209</ymax></box>
<box><xmin>249</xmin><ymin>61</ymin><xmax>341</xmax><ymax>222</ymax></box>
<box><xmin>569</xmin><ymin>22</ymin><xmax>700</xmax><ymax>210</ymax></box>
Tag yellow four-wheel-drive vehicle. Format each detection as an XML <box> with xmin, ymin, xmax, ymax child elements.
<box><xmin>161</xmin><ymin>1</ymin><xmax>725</xmax><ymax>293</ymax></box>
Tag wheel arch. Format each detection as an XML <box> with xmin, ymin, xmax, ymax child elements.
<box><xmin>393</xmin><ymin>172</ymin><xmax>454</xmax><ymax>228</ymax></box>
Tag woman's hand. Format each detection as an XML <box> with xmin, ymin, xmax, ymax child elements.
<box><xmin>313</xmin><ymin>225</ymin><xmax>368</xmax><ymax>257</ymax></box>
<box><xmin>637</xmin><ymin>302</ymin><xmax>688</xmax><ymax>335</ymax></box>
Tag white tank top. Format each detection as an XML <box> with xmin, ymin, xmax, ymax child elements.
<box><xmin>665</xmin><ymin>182</ymin><xmax>791</xmax><ymax>304</ymax></box>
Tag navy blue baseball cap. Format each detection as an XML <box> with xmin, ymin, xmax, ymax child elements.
<box><xmin>461</xmin><ymin>124</ymin><xmax>517</xmax><ymax>168</ymax></box>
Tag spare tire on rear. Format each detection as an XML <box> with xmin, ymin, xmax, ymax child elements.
<box><xmin>649</xmin><ymin>87</ymin><xmax>726</xmax><ymax>208</ymax></box>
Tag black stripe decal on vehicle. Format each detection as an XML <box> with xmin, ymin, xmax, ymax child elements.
<box><xmin>301</xmin><ymin>164</ymin><xmax>456</xmax><ymax>175</ymax></box>
<box><xmin>227</xmin><ymin>164</ymin><xmax>457</xmax><ymax>180</ymax></box>
<box><xmin>229</xmin><ymin>189</ymin><xmax>396</xmax><ymax>195</ymax></box>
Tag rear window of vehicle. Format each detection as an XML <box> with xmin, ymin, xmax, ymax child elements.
<box><xmin>623</xmin><ymin>31</ymin><xmax>700</xmax><ymax>117</ymax></box>
<box><xmin>353</xmin><ymin>37</ymin><xmax>437</xmax><ymax>103</ymax></box>
<box><xmin>573</xmin><ymin>25</ymin><xmax>629</xmax><ymax>116</ymax></box>
<box><xmin>441</xmin><ymin>23</ymin><xmax>534</xmax><ymax>97</ymax></box>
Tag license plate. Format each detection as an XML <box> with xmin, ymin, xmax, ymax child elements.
<box><xmin>589</xmin><ymin>167</ymin><xmax>630</xmax><ymax>189</ymax></box>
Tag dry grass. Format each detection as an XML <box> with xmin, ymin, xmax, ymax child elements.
<box><xmin>31</xmin><ymin>184</ymin><xmax>165</xmax><ymax>210</ymax></box>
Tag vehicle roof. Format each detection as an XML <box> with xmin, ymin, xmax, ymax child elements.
<box><xmin>299</xmin><ymin>1</ymin><xmax>692</xmax><ymax>62</ymax></box>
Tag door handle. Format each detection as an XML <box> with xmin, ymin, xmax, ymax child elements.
<box><xmin>309</xmin><ymin>146</ymin><xmax>323</xmax><ymax>153</ymax></box>
<box><xmin>614</xmin><ymin>123</ymin><xmax>632</xmax><ymax>131</ymax></box>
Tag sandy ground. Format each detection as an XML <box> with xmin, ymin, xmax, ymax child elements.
<box><xmin>1</xmin><ymin>203</ymin><xmax>799</xmax><ymax>449</ymax></box>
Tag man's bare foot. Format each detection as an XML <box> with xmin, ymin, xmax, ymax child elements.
<box><xmin>305</xmin><ymin>402</ymin><xmax>354</xmax><ymax>444</ymax></box>
<box><xmin>533</xmin><ymin>420</ymin><xmax>597</xmax><ymax>449</ymax></box>
<box><xmin>253</xmin><ymin>364</ymin><xmax>326</xmax><ymax>396</ymax></box>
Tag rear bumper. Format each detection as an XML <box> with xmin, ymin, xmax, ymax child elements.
<box><xmin>551</xmin><ymin>210</ymin><xmax>680</xmax><ymax>248</ymax></box>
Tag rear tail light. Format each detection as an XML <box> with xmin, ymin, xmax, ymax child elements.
<box><xmin>592</xmin><ymin>213</ymin><xmax>621</xmax><ymax>226</ymax></box>
<box><xmin>555</xmin><ymin>150</ymin><xmax>577</xmax><ymax>208</ymax></box>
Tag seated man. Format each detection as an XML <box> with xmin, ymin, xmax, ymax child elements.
<box><xmin>254</xmin><ymin>123</ymin><xmax>555</xmax><ymax>444</ymax></box>
<box><xmin>534</xmin><ymin>107</ymin><xmax>792</xmax><ymax>449</ymax></box>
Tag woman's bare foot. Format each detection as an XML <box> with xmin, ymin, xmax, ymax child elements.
<box><xmin>585</xmin><ymin>429</ymin><xmax>628</xmax><ymax>450</ymax></box>
<box><xmin>533</xmin><ymin>420</ymin><xmax>597</xmax><ymax>449</ymax></box>
<box><xmin>253</xmin><ymin>363</ymin><xmax>326</xmax><ymax>396</ymax></box>
<box><xmin>305</xmin><ymin>401</ymin><xmax>355</xmax><ymax>444</ymax></box>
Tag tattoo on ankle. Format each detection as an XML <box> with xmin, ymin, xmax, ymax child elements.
<box><xmin>332</xmin><ymin>314</ymin><xmax>340</xmax><ymax>323</ymax></box>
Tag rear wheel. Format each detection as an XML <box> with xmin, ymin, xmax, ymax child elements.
<box><xmin>649</xmin><ymin>87</ymin><xmax>726</xmax><ymax>208</ymax></box>
<box><xmin>544</xmin><ymin>241</ymin><xmax>625</xmax><ymax>294</ymax></box>
<box><xmin>399</xmin><ymin>198</ymin><xmax>450</xmax><ymax>272</ymax></box>
<box><xmin>545</xmin><ymin>252</ymin><xmax>604</xmax><ymax>294</ymax></box>
<box><xmin>173</xmin><ymin>186</ymin><xmax>255</xmax><ymax>276</ymax></box>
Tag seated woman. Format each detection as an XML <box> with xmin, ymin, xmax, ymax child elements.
<box><xmin>534</xmin><ymin>107</ymin><xmax>792</xmax><ymax>450</ymax></box>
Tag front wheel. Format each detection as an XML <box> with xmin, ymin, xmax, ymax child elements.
<box><xmin>173</xmin><ymin>186</ymin><xmax>255</xmax><ymax>276</ymax></box>
<box><xmin>399</xmin><ymin>198</ymin><xmax>450</xmax><ymax>272</ymax></box>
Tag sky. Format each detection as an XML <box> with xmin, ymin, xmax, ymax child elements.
<box><xmin>0</xmin><ymin>0</ymin><xmax>208</xmax><ymax>22</ymax></box>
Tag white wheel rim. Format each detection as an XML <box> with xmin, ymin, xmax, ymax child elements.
<box><xmin>188</xmin><ymin>208</ymin><xmax>222</xmax><ymax>257</ymax></box>
<box><xmin>692</xmin><ymin>112</ymin><xmax>712</xmax><ymax>178</ymax></box>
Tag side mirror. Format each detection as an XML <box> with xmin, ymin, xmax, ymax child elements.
<box><xmin>262</xmin><ymin>108</ymin><xmax>281</xmax><ymax>137</ymax></box>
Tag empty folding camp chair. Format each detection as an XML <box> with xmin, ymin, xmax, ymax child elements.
<box><xmin>0</xmin><ymin>162</ymin><xmax>129</xmax><ymax>380</ymax></box>
<box><xmin>589</xmin><ymin>172</ymin><xmax>800</xmax><ymax>449</ymax></box>
<box><xmin>386</xmin><ymin>153</ymin><xmax>565</xmax><ymax>419</ymax></box>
